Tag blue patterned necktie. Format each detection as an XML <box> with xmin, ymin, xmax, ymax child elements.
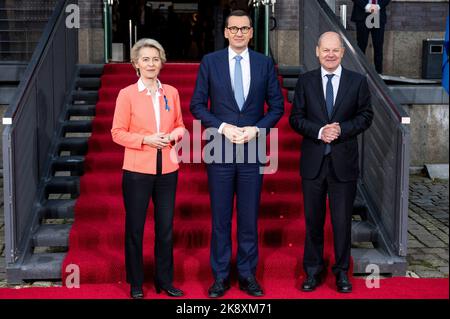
<box><xmin>234</xmin><ymin>55</ymin><xmax>245</xmax><ymax>110</ymax></box>
<box><xmin>324</xmin><ymin>74</ymin><xmax>335</xmax><ymax>155</ymax></box>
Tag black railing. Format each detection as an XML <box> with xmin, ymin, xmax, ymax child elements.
<box><xmin>2</xmin><ymin>0</ymin><xmax>78</xmax><ymax>268</ymax></box>
<box><xmin>299</xmin><ymin>0</ymin><xmax>410</xmax><ymax>260</ymax></box>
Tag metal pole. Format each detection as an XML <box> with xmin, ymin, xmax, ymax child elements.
<box><xmin>103</xmin><ymin>0</ymin><xmax>109</xmax><ymax>63</ymax></box>
<box><xmin>340</xmin><ymin>5</ymin><xmax>347</xmax><ymax>29</ymax></box>
<box><xmin>108</xmin><ymin>0</ymin><xmax>113</xmax><ymax>61</ymax></box>
<box><xmin>264</xmin><ymin>1</ymin><xmax>269</xmax><ymax>56</ymax></box>
<box><xmin>129</xmin><ymin>19</ymin><xmax>133</xmax><ymax>56</ymax></box>
<box><xmin>254</xmin><ymin>1</ymin><xmax>259</xmax><ymax>52</ymax></box>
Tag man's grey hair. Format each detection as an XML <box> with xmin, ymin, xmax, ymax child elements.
<box><xmin>317</xmin><ymin>32</ymin><xmax>345</xmax><ymax>48</ymax></box>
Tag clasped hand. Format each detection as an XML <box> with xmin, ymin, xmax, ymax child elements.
<box><xmin>143</xmin><ymin>132</ymin><xmax>173</xmax><ymax>149</ymax></box>
<box><xmin>368</xmin><ymin>4</ymin><xmax>379</xmax><ymax>13</ymax></box>
<box><xmin>321</xmin><ymin>122</ymin><xmax>341</xmax><ymax>144</ymax></box>
<box><xmin>223</xmin><ymin>124</ymin><xmax>258</xmax><ymax>144</ymax></box>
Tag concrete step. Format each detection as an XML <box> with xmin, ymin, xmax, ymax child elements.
<box><xmin>57</xmin><ymin>137</ymin><xmax>89</xmax><ymax>156</ymax></box>
<box><xmin>20</xmin><ymin>253</ymin><xmax>66</xmax><ymax>280</ymax></box>
<box><xmin>45</xmin><ymin>176</ymin><xmax>80</xmax><ymax>198</ymax></box>
<box><xmin>67</xmin><ymin>104</ymin><xmax>96</xmax><ymax>117</ymax></box>
<box><xmin>278</xmin><ymin>65</ymin><xmax>305</xmax><ymax>76</ymax></box>
<box><xmin>352</xmin><ymin>247</ymin><xmax>407</xmax><ymax>275</ymax></box>
<box><xmin>75</xmin><ymin>77</ymin><xmax>101</xmax><ymax>90</ymax></box>
<box><xmin>71</xmin><ymin>90</ymin><xmax>98</xmax><ymax>104</ymax></box>
<box><xmin>62</xmin><ymin>120</ymin><xmax>93</xmax><ymax>134</ymax></box>
<box><xmin>40</xmin><ymin>199</ymin><xmax>76</xmax><ymax>219</ymax></box>
<box><xmin>283</xmin><ymin>78</ymin><xmax>299</xmax><ymax>89</ymax></box>
<box><xmin>351</xmin><ymin>220</ymin><xmax>378</xmax><ymax>243</ymax></box>
<box><xmin>32</xmin><ymin>224</ymin><xmax>71</xmax><ymax>247</ymax></box>
<box><xmin>78</xmin><ymin>64</ymin><xmax>104</xmax><ymax>77</ymax></box>
<box><xmin>52</xmin><ymin>156</ymin><xmax>85</xmax><ymax>176</ymax></box>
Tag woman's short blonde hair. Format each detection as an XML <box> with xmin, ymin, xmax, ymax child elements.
<box><xmin>130</xmin><ymin>38</ymin><xmax>167</xmax><ymax>76</ymax></box>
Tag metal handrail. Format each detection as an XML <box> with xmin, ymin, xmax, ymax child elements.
<box><xmin>2</xmin><ymin>0</ymin><xmax>78</xmax><ymax>271</ymax></box>
<box><xmin>2</xmin><ymin>0</ymin><xmax>67</xmax><ymax>122</ymax></box>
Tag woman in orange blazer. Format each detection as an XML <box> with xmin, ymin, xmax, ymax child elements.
<box><xmin>111</xmin><ymin>38</ymin><xmax>185</xmax><ymax>299</ymax></box>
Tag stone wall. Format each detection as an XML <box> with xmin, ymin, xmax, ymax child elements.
<box><xmin>78</xmin><ymin>0</ymin><xmax>104</xmax><ymax>64</ymax></box>
<box><xmin>407</xmin><ymin>104</ymin><xmax>449</xmax><ymax>166</ymax></box>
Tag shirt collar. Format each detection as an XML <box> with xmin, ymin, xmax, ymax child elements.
<box><xmin>137</xmin><ymin>78</ymin><xmax>163</xmax><ymax>94</ymax></box>
<box><xmin>321</xmin><ymin>64</ymin><xmax>342</xmax><ymax>78</ymax></box>
<box><xmin>228</xmin><ymin>47</ymin><xmax>249</xmax><ymax>61</ymax></box>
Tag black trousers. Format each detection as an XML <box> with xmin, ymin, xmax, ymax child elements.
<box><xmin>356</xmin><ymin>21</ymin><xmax>386</xmax><ymax>74</ymax></box>
<box><xmin>122</xmin><ymin>165</ymin><xmax>178</xmax><ymax>288</ymax></box>
<box><xmin>301</xmin><ymin>155</ymin><xmax>356</xmax><ymax>277</ymax></box>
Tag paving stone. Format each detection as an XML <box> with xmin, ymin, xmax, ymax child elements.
<box><xmin>408</xmin><ymin>240</ymin><xmax>425</xmax><ymax>248</ymax></box>
<box><xmin>424</xmin><ymin>240</ymin><xmax>447</xmax><ymax>248</ymax></box>
<box><xmin>414</xmin><ymin>270</ymin><xmax>446</xmax><ymax>278</ymax></box>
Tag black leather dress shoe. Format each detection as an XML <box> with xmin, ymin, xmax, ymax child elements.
<box><xmin>336</xmin><ymin>272</ymin><xmax>352</xmax><ymax>293</ymax></box>
<box><xmin>208</xmin><ymin>279</ymin><xmax>230</xmax><ymax>298</ymax></box>
<box><xmin>155</xmin><ymin>285</ymin><xmax>184</xmax><ymax>297</ymax></box>
<box><xmin>238</xmin><ymin>276</ymin><xmax>264</xmax><ymax>297</ymax></box>
<box><xmin>130</xmin><ymin>286</ymin><xmax>144</xmax><ymax>299</ymax></box>
<box><xmin>301</xmin><ymin>275</ymin><xmax>321</xmax><ymax>292</ymax></box>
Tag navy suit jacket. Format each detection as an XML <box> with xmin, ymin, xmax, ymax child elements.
<box><xmin>351</xmin><ymin>0</ymin><xmax>391</xmax><ymax>25</ymax></box>
<box><xmin>190</xmin><ymin>48</ymin><xmax>284</xmax><ymax>164</ymax></box>
<box><xmin>289</xmin><ymin>67</ymin><xmax>373</xmax><ymax>182</ymax></box>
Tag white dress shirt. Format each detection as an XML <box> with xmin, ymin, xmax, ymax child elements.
<box><xmin>138</xmin><ymin>78</ymin><xmax>163</xmax><ymax>133</ymax></box>
<box><xmin>218</xmin><ymin>47</ymin><xmax>252</xmax><ymax>134</ymax></box>
<box><xmin>318</xmin><ymin>65</ymin><xmax>342</xmax><ymax>139</ymax></box>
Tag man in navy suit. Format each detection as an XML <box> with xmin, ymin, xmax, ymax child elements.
<box><xmin>289</xmin><ymin>32</ymin><xmax>373</xmax><ymax>293</ymax></box>
<box><xmin>190</xmin><ymin>10</ymin><xmax>284</xmax><ymax>298</ymax></box>
<box><xmin>351</xmin><ymin>0</ymin><xmax>391</xmax><ymax>74</ymax></box>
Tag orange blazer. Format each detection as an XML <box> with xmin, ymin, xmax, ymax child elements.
<box><xmin>111</xmin><ymin>81</ymin><xmax>185</xmax><ymax>174</ymax></box>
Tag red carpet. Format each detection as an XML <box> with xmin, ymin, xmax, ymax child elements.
<box><xmin>1</xmin><ymin>63</ymin><xmax>448</xmax><ymax>299</ymax></box>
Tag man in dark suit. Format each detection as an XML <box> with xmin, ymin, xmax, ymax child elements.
<box><xmin>351</xmin><ymin>0</ymin><xmax>391</xmax><ymax>74</ymax></box>
<box><xmin>289</xmin><ymin>31</ymin><xmax>373</xmax><ymax>293</ymax></box>
<box><xmin>190</xmin><ymin>10</ymin><xmax>284</xmax><ymax>298</ymax></box>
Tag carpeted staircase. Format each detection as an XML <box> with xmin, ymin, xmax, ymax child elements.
<box><xmin>59</xmin><ymin>62</ymin><xmax>339</xmax><ymax>296</ymax></box>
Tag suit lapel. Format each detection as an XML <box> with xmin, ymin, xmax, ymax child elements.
<box><xmin>218</xmin><ymin>48</ymin><xmax>241</xmax><ymax>112</ymax></box>
<box><xmin>240</xmin><ymin>50</ymin><xmax>257</xmax><ymax>112</ymax></box>
<box><xmin>314</xmin><ymin>69</ymin><xmax>329</xmax><ymax>120</ymax></box>
<box><xmin>331</xmin><ymin>68</ymin><xmax>351</xmax><ymax>119</ymax></box>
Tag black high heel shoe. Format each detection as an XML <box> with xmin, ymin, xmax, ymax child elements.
<box><xmin>155</xmin><ymin>283</ymin><xmax>184</xmax><ymax>297</ymax></box>
<box><xmin>130</xmin><ymin>285</ymin><xmax>144</xmax><ymax>299</ymax></box>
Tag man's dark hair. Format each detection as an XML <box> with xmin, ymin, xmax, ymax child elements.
<box><xmin>225</xmin><ymin>10</ymin><xmax>253</xmax><ymax>28</ymax></box>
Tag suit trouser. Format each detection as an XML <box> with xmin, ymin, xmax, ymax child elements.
<box><xmin>356</xmin><ymin>21</ymin><xmax>386</xmax><ymax>74</ymax></box>
<box><xmin>301</xmin><ymin>155</ymin><xmax>356</xmax><ymax>277</ymax></box>
<box><xmin>207</xmin><ymin>163</ymin><xmax>263</xmax><ymax>280</ymax></box>
<box><xmin>122</xmin><ymin>164</ymin><xmax>178</xmax><ymax>288</ymax></box>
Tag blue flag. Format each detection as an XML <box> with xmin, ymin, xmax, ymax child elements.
<box><xmin>443</xmin><ymin>16</ymin><xmax>449</xmax><ymax>94</ymax></box>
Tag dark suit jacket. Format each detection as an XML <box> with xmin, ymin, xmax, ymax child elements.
<box><xmin>289</xmin><ymin>67</ymin><xmax>373</xmax><ymax>182</ymax></box>
<box><xmin>190</xmin><ymin>48</ymin><xmax>284</xmax><ymax>164</ymax></box>
<box><xmin>351</xmin><ymin>0</ymin><xmax>391</xmax><ymax>25</ymax></box>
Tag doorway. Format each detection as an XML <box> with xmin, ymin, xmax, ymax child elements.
<box><xmin>111</xmin><ymin>0</ymin><xmax>250</xmax><ymax>62</ymax></box>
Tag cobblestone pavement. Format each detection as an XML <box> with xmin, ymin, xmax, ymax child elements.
<box><xmin>0</xmin><ymin>174</ymin><xmax>448</xmax><ymax>287</ymax></box>
<box><xmin>407</xmin><ymin>174</ymin><xmax>449</xmax><ymax>278</ymax></box>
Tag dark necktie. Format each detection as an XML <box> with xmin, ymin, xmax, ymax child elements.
<box><xmin>371</xmin><ymin>0</ymin><xmax>378</xmax><ymax>4</ymax></box>
<box><xmin>324</xmin><ymin>74</ymin><xmax>335</xmax><ymax>155</ymax></box>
